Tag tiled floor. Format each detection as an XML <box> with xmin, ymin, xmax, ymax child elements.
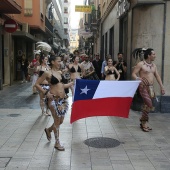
<box><xmin>0</xmin><ymin>82</ymin><xmax>170</xmax><ymax>170</ymax></box>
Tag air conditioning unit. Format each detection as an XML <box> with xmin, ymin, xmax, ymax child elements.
<box><xmin>22</xmin><ymin>23</ymin><xmax>29</xmax><ymax>33</ymax></box>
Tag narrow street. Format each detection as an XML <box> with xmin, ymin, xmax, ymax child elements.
<box><xmin>0</xmin><ymin>82</ymin><xmax>170</xmax><ymax>170</ymax></box>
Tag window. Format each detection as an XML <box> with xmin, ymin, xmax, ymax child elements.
<box><xmin>64</xmin><ymin>28</ymin><xmax>68</xmax><ymax>34</ymax></box>
<box><xmin>64</xmin><ymin>7</ymin><xmax>68</xmax><ymax>13</ymax></box>
<box><xmin>64</xmin><ymin>17</ymin><xmax>68</xmax><ymax>24</ymax></box>
<box><xmin>40</xmin><ymin>0</ymin><xmax>44</xmax><ymax>20</ymax></box>
<box><xmin>24</xmin><ymin>0</ymin><xmax>33</xmax><ymax>16</ymax></box>
<box><xmin>64</xmin><ymin>0</ymin><xmax>68</xmax><ymax>3</ymax></box>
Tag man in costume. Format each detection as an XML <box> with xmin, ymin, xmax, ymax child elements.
<box><xmin>132</xmin><ymin>48</ymin><xmax>165</xmax><ymax>132</ymax></box>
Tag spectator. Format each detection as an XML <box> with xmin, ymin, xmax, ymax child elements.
<box><xmin>92</xmin><ymin>53</ymin><xmax>103</xmax><ymax>80</ymax></box>
<box><xmin>115</xmin><ymin>52</ymin><xmax>127</xmax><ymax>80</ymax></box>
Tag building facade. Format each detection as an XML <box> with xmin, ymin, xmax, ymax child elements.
<box><xmin>0</xmin><ymin>0</ymin><xmax>68</xmax><ymax>89</ymax></box>
<box><xmin>97</xmin><ymin>0</ymin><xmax>170</xmax><ymax>112</ymax></box>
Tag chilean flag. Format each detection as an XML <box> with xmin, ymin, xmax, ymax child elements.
<box><xmin>70</xmin><ymin>79</ymin><xmax>140</xmax><ymax>124</ymax></box>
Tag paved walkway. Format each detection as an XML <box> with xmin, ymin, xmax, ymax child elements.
<box><xmin>0</xmin><ymin>82</ymin><xmax>170</xmax><ymax>170</ymax></box>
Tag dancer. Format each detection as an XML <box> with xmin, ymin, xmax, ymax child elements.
<box><xmin>105</xmin><ymin>58</ymin><xmax>120</xmax><ymax>80</ymax></box>
<box><xmin>68</xmin><ymin>56</ymin><xmax>82</xmax><ymax>96</ymax></box>
<box><xmin>29</xmin><ymin>51</ymin><xmax>40</xmax><ymax>94</ymax></box>
<box><xmin>132</xmin><ymin>48</ymin><xmax>165</xmax><ymax>132</ymax></box>
<box><xmin>37</xmin><ymin>53</ymin><xmax>50</xmax><ymax>116</ymax></box>
<box><xmin>35</xmin><ymin>55</ymin><xmax>73</xmax><ymax>151</ymax></box>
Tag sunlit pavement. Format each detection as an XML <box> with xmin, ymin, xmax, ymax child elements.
<box><xmin>0</xmin><ymin>82</ymin><xmax>170</xmax><ymax>170</ymax></box>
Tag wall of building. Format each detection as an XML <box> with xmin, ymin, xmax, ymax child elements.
<box><xmin>164</xmin><ymin>1</ymin><xmax>170</xmax><ymax>96</ymax></box>
<box><xmin>132</xmin><ymin>4</ymin><xmax>164</xmax><ymax>95</ymax></box>
<box><xmin>102</xmin><ymin>4</ymin><xmax>120</xmax><ymax>59</ymax></box>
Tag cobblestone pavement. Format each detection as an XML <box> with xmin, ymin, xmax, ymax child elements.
<box><xmin>0</xmin><ymin>82</ymin><xmax>170</xmax><ymax>170</ymax></box>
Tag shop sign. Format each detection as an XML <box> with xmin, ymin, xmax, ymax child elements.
<box><xmin>75</xmin><ymin>5</ymin><xmax>92</xmax><ymax>13</ymax></box>
<box><xmin>117</xmin><ymin>0</ymin><xmax>130</xmax><ymax>18</ymax></box>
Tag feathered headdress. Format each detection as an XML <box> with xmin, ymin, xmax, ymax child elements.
<box><xmin>36</xmin><ymin>42</ymin><xmax>52</xmax><ymax>53</ymax></box>
<box><xmin>132</xmin><ymin>48</ymin><xmax>146</xmax><ymax>61</ymax></box>
<box><xmin>33</xmin><ymin>49</ymin><xmax>41</xmax><ymax>55</ymax></box>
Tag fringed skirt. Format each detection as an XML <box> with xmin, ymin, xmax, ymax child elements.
<box><xmin>40</xmin><ymin>84</ymin><xmax>50</xmax><ymax>91</ymax></box>
<box><xmin>50</xmin><ymin>97</ymin><xmax>69</xmax><ymax>117</ymax></box>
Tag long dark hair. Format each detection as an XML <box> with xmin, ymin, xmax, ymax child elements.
<box><xmin>48</xmin><ymin>55</ymin><xmax>60</xmax><ymax>67</ymax></box>
<box><xmin>39</xmin><ymin>52</ymin><xmax>45</xmax><ymax>65</ymax></box>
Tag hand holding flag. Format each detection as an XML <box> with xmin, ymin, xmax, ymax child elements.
<box><xmin>71</xmin><ymin>79</ymin><xmax>140</xmax><ymax>123</ymax></box>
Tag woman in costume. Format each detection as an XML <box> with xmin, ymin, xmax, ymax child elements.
<box><xmin>81</xmin><ymin>54</ymin><xmax>99</xmax><ymax>80</ymax></box>
<box><xmin>104</xmin><ymin>58</ymin><xmax>120</xmax><ymax>80</ymax></box>
<box><xmin>35</xmin><ymin>55</ymin><xmax>73</xmax><ymax>151</ymax></box>
<box><xmin>68</xmin><ymin>55</ymin><xmax>82</xmax><ymax>96</ymax></box>
<box><xmin>28</xmin><ymin>51</ymin><xmax>40</xmax><ymax>94</ymax></box>
<box><xmin>36</xmin><ymin>53</ymin><xmax>51</xmax><ymax>116</ymax></box>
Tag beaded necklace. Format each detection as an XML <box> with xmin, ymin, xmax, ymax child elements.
<box><xmin>143</xmin><ymin>60</ymin><xmax>153</xmax><ymax>69</ymax></box>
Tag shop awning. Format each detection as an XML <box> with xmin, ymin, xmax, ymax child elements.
<box><xmin>0</xmin><ymin>0</ymin><xmax>21</xmax><ymax>14</ymax></box>
<box><xmin>12</xmin><ymin>31</ymin><xmax>40</xmax><ymax>42</ymax></box>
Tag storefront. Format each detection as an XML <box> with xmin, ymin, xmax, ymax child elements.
<box><xmin>100</xmin><ymin>0</ymin><xmax>170</xmax><ymax>112</ymax></box>
<box><xmin>0</xmin><ymin>0</ymin><xmax>21</xmax><ymax>89</ymax></box>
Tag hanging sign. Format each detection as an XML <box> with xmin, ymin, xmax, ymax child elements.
<box><xmin>75</xmin><ymin>5</ymin><xmax>92</xmax><ymax>13</ymax></box>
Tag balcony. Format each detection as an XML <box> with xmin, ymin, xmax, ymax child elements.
<box><xmin>90</xmin><ymin>9</ymin><xmax>101</xmax><ymax>26</ymax></box>
<box><xmin>45</xmin><ymin>17</ymin><xmax>53</xmax><ymax>34</ymax></box>
<box><xmin>0</xmin><ymin>0</ymin><xmax>21</xmax><ymax>14</ymax></box>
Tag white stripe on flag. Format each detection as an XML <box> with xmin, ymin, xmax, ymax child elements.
<box><xmin>93</xmin><ymin>81</ymin><xmax>140</xmax><ymax>99</ymax></box>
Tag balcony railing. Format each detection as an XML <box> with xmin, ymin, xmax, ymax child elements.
<box><xmin>24</xmin><ymin>8</ymin><xmax>33</xmax><ymax>16</ymax></box>
<box><xmin>45</xmin><ymin>17</ymin><xmax>53</xmax><ymax>34</ymax></box>
<box><xmin>90</xmin><ymin>10</ymin><xmax>101</xmax><ymax>24</ymax></box>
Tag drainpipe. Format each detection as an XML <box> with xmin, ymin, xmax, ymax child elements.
<box><xmin>161</xmin><ymin>2</ymin><xmax>166</xmax><ymax>83</ymax></box>
<box><xmin>0</xmin><ymin>25</ymin><xmax>2</xmax><ymax>90</ymax></box>
<box><xmin>100</xmin><ymin>22</ymin><xmax>103</xmax><ymax>60</ymax></box>
<box><xmin>130</xmin><ymin>8</ymin><xmax>134</xmax><ymax>78</ymax></box>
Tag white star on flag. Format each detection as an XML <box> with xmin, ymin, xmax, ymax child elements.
<box><xmin>80</xmin><ymin>85</ymin><xmax>90</xmax><ymax>95</ymax></box>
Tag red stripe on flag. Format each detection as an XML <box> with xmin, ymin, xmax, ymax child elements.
<box><xmin>70</xmin><ymin>97</ymin><xmax>133</xmax><ymax>123</ymax></box>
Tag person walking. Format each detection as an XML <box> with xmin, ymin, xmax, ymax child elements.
<box><xmin>68</xmin><ymin>56</ymin><xmax>82</xmax><ymax>96</ymax></box>
<box><xmin>132</xmin><ymin>48</ymin><xmax>165</xmax><ymax>132</ymax></box>
<box><xmin>20</xmin><ymin>54</ymin><xmax>29</xmax><ymax>83</ymax></box>
<box><xmin>36</xmin><ymin>53</ymin><xmax>50</xmax><ymax>116</ymax></box>
<box><xmin>29</xmin><ymin>52</ymin><xmax>40</xmax><ymax>94</ymax></box>
<box><xmin>105</xmin><ymin>57</ymin><xmax>120</xmax><ymax>81</ymax></box>
<box><xmin>101</xmin><ymin>54</ymin><xmax>111</xmax><ymax>80</ymax></box>
<box><xmin>61</xmin><ymin>55</ymin><xmax>70</xmax><ymax>98</ymax></box>
<box><xmin>35</xmin><ymin>55</ymin><xmax>73</xmax><ymax>151</ymax></box>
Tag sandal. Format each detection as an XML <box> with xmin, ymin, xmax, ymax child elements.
<box><xmin>45</xmin><ymin>109</ymin><xmax>51</xmax><ymax>116</ymax></box>
<box><xmin>140</xmin><ymin>124</ymin><xmax>149</xmax><ymax>132</ymax></box>
<box><xmin>44</xmin><ymin>128</ymin><xmax>51</xmax><ymax>141</ymax></box>
<box><xmin>54</xmin><ymin>141</ymin><xmax>65</xmax><ymax>151</ymax></box>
